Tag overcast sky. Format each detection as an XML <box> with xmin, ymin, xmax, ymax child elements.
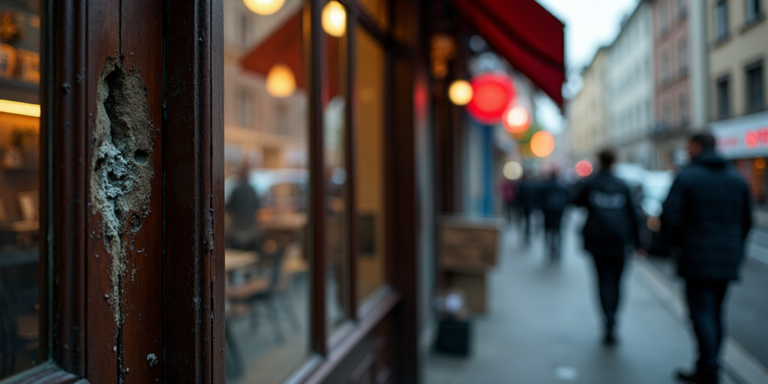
<box><xmin>533</xmin><ymin>0</ymin><xmax>639</xmax><ymax>134</ymax></box>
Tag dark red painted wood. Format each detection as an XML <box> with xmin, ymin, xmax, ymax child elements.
<box><xmin>345</xmin><ymin>5</ymin><xmax>359</xmax><ymax>318</ymax></box>
<box><xmin>84</xmin><ymin>0</ymin><xmax>121</xmax><ymax>382</ymax></box>
<box><xmin>163</xmin><ymin>0</ymin><xmax>225</xmax><ymax>382</ymax></box>
<box><xmin>309</xmin><ymin>0</ymin><xmax>329</xmax><ymax>356</ymax></box>
<box><xmin>45</xmin><ymin>0</ymin><xmax>88</xmax><ymax>376</ymax></box>
<box><xmin>119</xmin><ymin>1</ymin><xmax>165</xmax><ymax>382</ymax></box>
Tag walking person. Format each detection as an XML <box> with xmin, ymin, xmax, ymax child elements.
<box><xmin>661</xmin><ymin>133</ymin><xmax>752</xmax><ymax>384</ymax></box>
<box><xmin>574</xmin><ymin>149</ymin><xmax>641</xmax><ymax>345</ymax></box>
<box><xmin>538</xmin><ymin>170</ymin><xmax>570</xmax><ymax>263</ymax></box>
<box><xmin>517</xmin><ymin>174</ymin><xmax>537</xmax><ymax>246</ymax></box>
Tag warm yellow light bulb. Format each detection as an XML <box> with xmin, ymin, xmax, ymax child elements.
<box><xmin>243</xmin><ymin>0</ymin><xmax>285</xmax><ymax>15</ymax></box>
<box><xmin>0</xmin><ymin>99</ymin><xmax>40</xmax><ymax>117</ymax></box>
<box><xmin>448</xmin><ymin>80</ymin><xmax>473</xmax><ymax>106</ymax></box>
<box><xmin>322</xmin><ymin>1</ymin><xmax>347</xmax><ymax>37</ymax></box>
<box><xmin>266</xmin><ymin>64</ymin><xmax>296</xmax><ymax>98</ymax></box>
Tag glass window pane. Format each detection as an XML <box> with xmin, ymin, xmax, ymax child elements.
<box><xmin>324</xmin><ymin>22</ymin><xmax>350</xmax><ymax>333</ymax></box>
<box><xmin>0</xmin><ymin>0</ymin><xmax>42</xmax><ymax>379</ymax></box>
<box><xmin>223</xmin><ymin>0</ymin><xmax>310</xmax><ymax>382</ymax></box>
<box><xmin>354</xmin><ymin>26</ymin><xmax>386</xmax><ymax>304</ymax></box>
<box><xmin>358</xmin><ymin>0</ymin><xmax>388</xmax><ymax>31</ymax></box>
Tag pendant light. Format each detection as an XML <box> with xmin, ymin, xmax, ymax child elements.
<box><xmin>322</xmin><ymin>1</ymin><xmax>347</xmax><ymax>37</ymax></box>
<box><xmin>266</xmin><ymin>64</ymin><xmax>296</xmax><ymax>98</ymax></box>
<box><xmin>243</xmin><ymin>0</ymin><xmax>285</xmax><ymax>15</ymax></box>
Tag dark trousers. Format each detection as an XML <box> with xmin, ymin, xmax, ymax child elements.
<box><xmin>545</xmin><ymin>226</ymin><xmax>561</xmax><ymax>261</ymax></box>
<box><xmin>685</xmin><ymin>280</ymin><xmax>729</xmax><ymax>377</ymax></box>
<box><xmin>521</xmin><ymin>207</ymin><xmax>533</xmax><ymax>244</ymax></box>
<box><xmin>591</xmin><ymin>255</ymin><xmax>626</xmax><ymax>330</ymax></box>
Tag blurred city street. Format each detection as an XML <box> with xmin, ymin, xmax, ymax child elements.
<box><xmin>427</xmin><ymin>213</ymin><xmax>768</xmax><ymax>384</ymax></box>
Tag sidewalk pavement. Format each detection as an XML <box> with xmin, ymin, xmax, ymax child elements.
<box><xmin>426</xmin><ymin>213</ymin><xmax>768</xmax><ymax>384</ymax></box>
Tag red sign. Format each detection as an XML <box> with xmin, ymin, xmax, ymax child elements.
<box><xmin>466</xmin><ymin>73</ymin><xmax>516</xmax><ymax>125</ymax></box>
<box><xmin>745</xmin><ymin>126</ymin><xmax>768</xmax><ymax>149</ymax></box>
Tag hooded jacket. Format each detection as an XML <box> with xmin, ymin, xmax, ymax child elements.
<box><xmin>660</xmin><ymin>149</ymin><xmax>752</xmax><ymax>281</ymax></box>
<box><xmin>574</xmin><ymin>170</ymin><xmax>641</xmax><ymax>256</ymax></box>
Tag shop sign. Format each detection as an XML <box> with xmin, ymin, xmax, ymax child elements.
<box><xmin>712</xmin><ymin>111</ymin><xmax>768</xmax><ymax>159</ymax></box>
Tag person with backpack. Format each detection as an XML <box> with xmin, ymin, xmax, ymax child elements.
<box><xmin>661</xmin><ymin>133</ymin><xmax>752</xmax><ymax>384</ymax></box>
<box><xmin>573</xmin><ymin>149</ymin><xmax>641</xmax><ymax>345</ymax></box>
<box><xmin>538</xmin><ymin>169</ymin><xmax>571</xmax><ymax>263</ymax></box>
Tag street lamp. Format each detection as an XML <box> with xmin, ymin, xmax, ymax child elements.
<box><xmin>530</xmin><ymin>131</ymin><xmax>555</xmax><ymax>158</ymax></box>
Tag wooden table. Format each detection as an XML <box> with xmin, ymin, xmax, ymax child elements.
<box><xmin>224</xmin><ymin>249</ymin><xmax>258</xmax><ymax>272</ymax></box>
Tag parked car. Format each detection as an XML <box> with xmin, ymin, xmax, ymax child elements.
<box><xmin>640</xmin><ymin>171</ymin><xmax>674</xmax><ymax>255</ymax></box>
<box><xmin>612</xmin><ymin>164</ymin><xmax>674</xmax><ymax>255</ymax></box>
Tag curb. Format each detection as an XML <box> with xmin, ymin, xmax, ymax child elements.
<box><xmin>634</xmin><ymin>258</ymin><xmax>768</xmax><ymax>384</ymax></box>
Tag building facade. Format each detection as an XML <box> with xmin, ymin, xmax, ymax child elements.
<box><xmin>606</xmin><ymin>0</ymin><xmax>655</xmax><ymax>166</ymax></box>
<box><xmin>569</xmin><ymin>47</ymin><xmax>609</xmax><ymax>164</ymax></box>
<box><xmin>708</xmin><ymin>0</ymin><xmax>768</xmax><ymax>204</ymax></box>
<box><xmin>650</xmin><ymin>0</ymin><xmax>692</xmax><ymax>170</ymax></box>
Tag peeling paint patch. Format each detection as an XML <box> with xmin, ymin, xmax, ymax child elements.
<box><xmin>90</xmin><ymin>61</ymin><xmax>153</xmax><ymax>327</ymax></box>
<box><xmin>146</xmin><ymin>353</ymin><xmax>158</xmax><ymax>367</ymax></box>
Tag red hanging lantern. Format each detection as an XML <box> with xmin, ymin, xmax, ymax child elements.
<box><xmin>466</xmin><ymin>73</ymin><xmax>516</xmax><ymax>125</ymax></box>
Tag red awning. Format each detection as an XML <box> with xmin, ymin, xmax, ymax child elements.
<box><xmin>239</xmin><ymin>10</ymin><xmax>341</xmax><ymax>104</ymax></box>
<box><xmin>452</xmin><ymin>0</ymin><xmax>566</xmax><ymax>107</ymax></box>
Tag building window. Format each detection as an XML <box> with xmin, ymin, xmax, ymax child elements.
<box><xmin>238</xmin><ymin>89</ymin><xmax>253</xmax><ymax>128</ymax></box>
<box><xmin>746</xmin><ymin>0</ymin><xmax>762</xmax><ymax>24</ymax></box>
<box><xmin>678</xmin><ymin>38</ymin><xmax>688</xmax><ymax>77</ymax></box>
<box><xmin>661</xmin><ymin>51</ymin><xmax>670</xmax><ymax>85</ymax></box>
<box><xmin>659</xmin><ymin>2</ymin><xmax>670</xmax><ymax>36</ymax></box>
<box><xmin>663</xmin><ymin>101</ymin><xmax>672</xmax><ymax>127</ymax></box>
<box><xmin>717</xmin><ymin>75</ymin><xmax>731</xmax><ymax>119</ymax></box>
<box><xmin>240</xmin><ymin>13</ymin><xmax>251</xmax><ymax>48</ymax></box>
<box><xmin>746</xmin><ymin>61</ymin><xmax>765</xmax><ymax>112</ymax></box>
<box><xmin>678</xmin><ymin>0</ymin><xmax>688</xmax><ymax>20</ymax></box>
<box><xmin>275</xmin><ymin>101</ymin><xmax>288</xmax><ymax>134</ymax></box>
<box><xmin>715</xmin><ymin>0</ymin><xmax>729</xmax><ymax>41</ymax></box>
<box><xmin>679</xmin><ymin>92</ymin><xmax>689</xmax><ymax>126</ymax></box>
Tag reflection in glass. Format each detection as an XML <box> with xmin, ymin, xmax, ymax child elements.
<box><xmin>0</xmin><ymin>0</ymin><xmax>41</xmax><ymax>379</ymax></box>
<box><xmin>323</xmin><ymin>11</ymin><xmax>349</xmax><ymax>334</ymax></box>
<box><xmin>354</xmin><ymin>26</ymin><xmax>386</xmax><ymax>304</ymax></box>
<box><xmin>223</xmin><ymin>0</ymin><xmax>310</xmax><ymax>382</ymax></box>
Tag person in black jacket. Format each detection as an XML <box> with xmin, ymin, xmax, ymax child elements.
<box><xmin>661</xmin><ymin>133</ymin><xmax>752</xmax><ymax>384</ymax></box>
<box><xmin>225</xmin><ymin>166</ymin><xmax>262</xmax><ymax>250</ymax></box>
<box><xmin>538</xmin><ymin>170</ymin><xmax>570</xmax><ymax>263</ymax></box>
<box><xmin>574</xmin><ymin>149</ymin><xmax>641</xmax><ymax>345</ymax></box>
<box><xmin>517</xmin><ymin>175</ymin><xmax>538</xmax><ymax>246</ymax></box>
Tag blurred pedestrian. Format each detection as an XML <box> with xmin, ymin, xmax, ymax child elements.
<box><xmin>500</xmin><ymin>177</ymin><xmax>517</xmax><ymax>223</ymax></box>
<box><xmin>538</xmin><ymin>170</ymin><xmax>570</xmax><ymax>263</ymax></box>
<box><xmin>661</xmin><ymin>133</ymin><xmax>752</xmax><ymax>384</ymax></box>
<box><xmin>225</xmin><ymin>166</ymin><xmax>262</xmax><ymax>250</ymax></box>
<box><xmin>517</xmin><ymin>174</ymin><xmax>537</xmax><ymax>246</ymax></box>
<box><xmin>574</xmin><ymin>149</ymin><xmax>641</xmax><ymax>345</ymax></box>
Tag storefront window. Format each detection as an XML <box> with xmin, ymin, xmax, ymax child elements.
<box><xmin>354</xmin><ymin>26</ymin><xmax>387</xmax><ymax>304</ymax></box>
<box><xmin>0</xmin><ymin>0</ymin><xmax>41</xmax><ymax>379</ymax></box>
<box><xmin>223</xmin><ymin>0</ymin><xmax>310</xmax><ymax>382</ymax></box>
<box><xmin>358</xmin><ymin>0</ymin><xmax>388</xmax><ymax>30</ymax></box>
<box><xmin>323</xmin><ymin>8</ymin><xmax>350</xmax><ymax>333</ymax></box>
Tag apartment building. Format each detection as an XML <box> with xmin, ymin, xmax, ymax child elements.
<box><xmin>709</xmin><ymin>0</ymin><xmax>768</xmax><ymax>202</ymax></box>
<box><xmin>569</xmin><ymin>47</ymin><xmax>609</xmax><ymax>163</ymax></box>
<box><xmin>606</xmin><ymin>0</ymin><xmax>656</xmax><ymax>166</ymax></box>
<box><xmin>650</xmin><ymin>0</ymin><xmax>692</xmax><ymax>169</ymax></box>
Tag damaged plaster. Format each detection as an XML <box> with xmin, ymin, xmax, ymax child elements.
<box><xmin>90</xmin><ymin>61</ymin><xmax>153</xmax><ymax>326</ymax></box>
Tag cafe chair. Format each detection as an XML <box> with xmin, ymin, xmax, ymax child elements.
<box><xmin>225</xmin><ymin>236</ymin><xmax>299</xmax><ymax>344</ymax></box>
